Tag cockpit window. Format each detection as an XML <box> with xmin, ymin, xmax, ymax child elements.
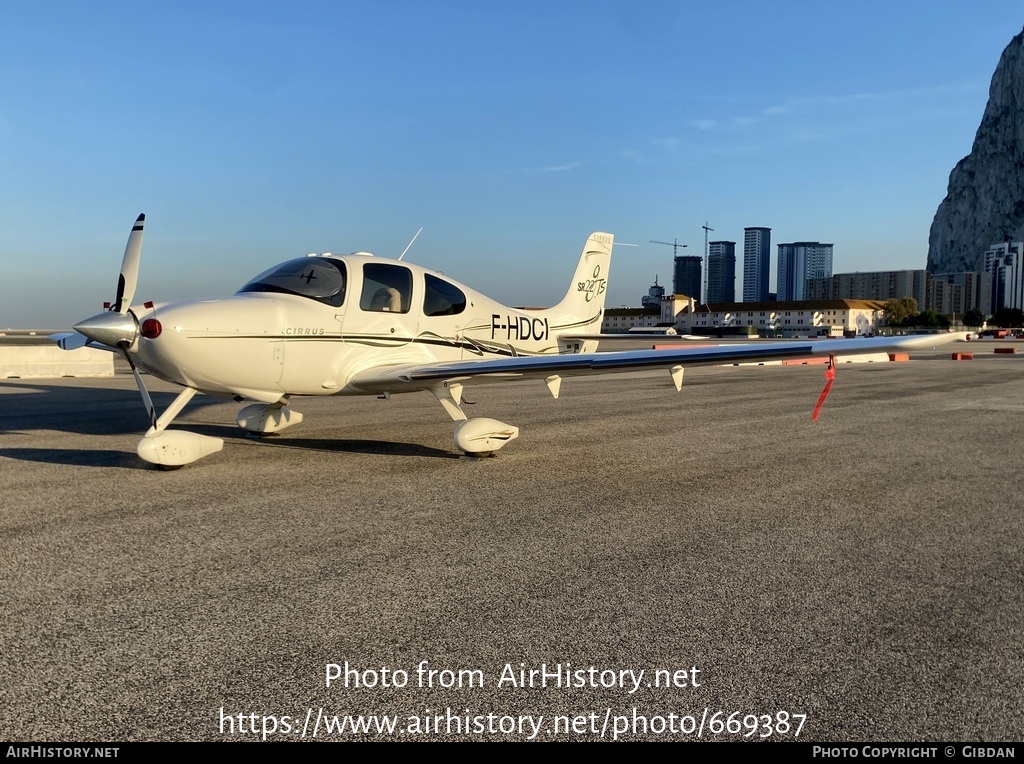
<box><xmin>424</xmin><ymin>274</ymin><xmax>466</xmax><ymax>317</ymax></box>
<box><xmin>238</xmin><ymin>258</ymin><xmax>346</xmax><ymax>307</ymax></box>
<box><xmin>360</xmin><ymin>263</ymin><xmax>412</xmax><ymax>313</ymax></box>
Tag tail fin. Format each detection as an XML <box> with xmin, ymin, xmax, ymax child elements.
<box><xmin>545</xmin><ymin>232</ymin><xmax>614</xmax><ymax>329</ymax></box>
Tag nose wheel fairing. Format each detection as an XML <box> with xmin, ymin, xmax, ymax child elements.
<box><xmin>137</xmin><ymin>429</ymin><xmax>224</xmax><ymax>467</ymax></box>
<box><xmin>135</xmin><ymin>386</ymin><xmax>225</xmax><ymax>467</ymax></box>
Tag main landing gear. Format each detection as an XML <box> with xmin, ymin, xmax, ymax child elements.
<box><xmin>431</xmin><ymin>382</ymin><xmax>519</xmax><ymax>458</ymax></box>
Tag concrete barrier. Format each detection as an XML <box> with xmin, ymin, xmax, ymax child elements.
<box><xmin>0</xmin><ymin>345</ymin><xmax>114</xmax><ymax>378</ymax></box>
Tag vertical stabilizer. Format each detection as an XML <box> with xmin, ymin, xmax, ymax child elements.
<box><xmin>544</xmin><ymin>232</ymin><xmax>614</xmax><ymax>337</ymax></box>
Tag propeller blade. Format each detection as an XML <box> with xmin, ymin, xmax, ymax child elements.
<box><xmin>119</xmin><ymin>342</ymin><xmax>157</xmax><ymax>429</ymax></box>
<box><xmin>50</xmin><ymin>332</ymin><xmax>89</xmax><ymax>350</ymax></box>
<box><xmin>113</xmin><ymin>213</ymin><xmax>145</xmax><ymax>314</ymax></box>
<box><xmin>131</xmin><ymin>366</ymin><xmax>158</xmax><ymax>429</ymax></box>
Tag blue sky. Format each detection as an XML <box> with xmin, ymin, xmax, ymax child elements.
<box><xmin>2</xmin><ymin>1</ymin><xmax>1022</xmax><ymax>328</ymax></box>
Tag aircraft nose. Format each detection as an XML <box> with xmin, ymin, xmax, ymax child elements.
<box><xmin>74</xmin><ymin>310</ymin><xmax>139</xmax><ymax>348</ymax></box>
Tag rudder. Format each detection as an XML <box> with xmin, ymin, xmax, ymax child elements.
<box><xmin>547</xmin><ymin>231</ymin><xmax>614</xmax><ymax>326</ymax></box>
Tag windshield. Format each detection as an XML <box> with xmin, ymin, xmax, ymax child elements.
<box><xmin>238</xmin><ymin>258</ymin><xmax>347</xmax><ymax>307</ymax></box>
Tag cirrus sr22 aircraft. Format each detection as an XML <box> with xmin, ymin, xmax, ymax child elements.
<box><xmin>54</xmin><ymin>214</ymin><xmax>964</xmax><ymax>468</ymax></box>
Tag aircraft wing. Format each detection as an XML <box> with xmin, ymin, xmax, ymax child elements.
<box><xmin>346</xmin><ymin>333</ymin><xmax>967</xmax><ymax>394</ymax></box>
<box><xmin>49</xmin><ymin>332</ymin><xmax>119</xmax><ymax>352</ymax></box>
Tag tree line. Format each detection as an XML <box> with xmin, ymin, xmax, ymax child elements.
<box><xmin>883</xmin><ymin>299</ymin><xmax>1023</xmax><ymax>329</ymax></box>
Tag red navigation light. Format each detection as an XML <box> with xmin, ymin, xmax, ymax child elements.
<box><xmin>141</xmin><ymin>318</ymin><xmax>162</xmax><ymax>339</ymax></box>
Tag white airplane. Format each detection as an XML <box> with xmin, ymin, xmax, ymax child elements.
<box><xmin>54</xmin><ymin>214</ymin><xmax>965</xmax><ymax>468</ymax></box>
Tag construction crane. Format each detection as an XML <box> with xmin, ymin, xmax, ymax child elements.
<box><xmin>650</xmin><ymin>239</ymin><xmax>688</xmax><ymax>257</ymax></box>
<box><xmin>702</xmin><ymin>222</ymin><xmax>714</xmax><ymax>305</ymax></box>
<box><xmin>651</xmin><ymin>238</ymin><xmax>693</xmax><ymax>302</ymax></box>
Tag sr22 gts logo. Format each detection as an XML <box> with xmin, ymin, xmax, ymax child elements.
<box><xmin>578</xmin><ymin>265</ymin><xmax>606</xmax><ymax>303</ymax></box>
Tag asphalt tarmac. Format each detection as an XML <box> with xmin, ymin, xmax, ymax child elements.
<box><xmin>1</xmin><ymin>350</ymin><xmax>1022</xmax><ymax>742</ymax></box>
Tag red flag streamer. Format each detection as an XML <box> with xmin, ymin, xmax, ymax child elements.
<box><xmin>811</xmin><ymin>355</ymin><xmax>837</xmax><ymax>421</ymax></box>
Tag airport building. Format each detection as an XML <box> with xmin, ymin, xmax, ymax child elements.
<box><xmin>641</xmin><ymin>277</ymin><xmax>666</xmax><ymax>309</ymax></box>
<box><xmin>706</xmin><ymin>242</ymin><xmax>736</xmax><ymax>304</ymax></box>
<box><xmin>743</xmin><ymin>227</ymin><xmax>771</xmax><ymax>302</ymax></box>
<box><xmin>666</xmin><ymin>298</ymin><xmax>886</xmax><ymax>337</ymax></box>
<box><xmin>777</xmin><ymin>242</ymin><xmax>833</xmax><ymax>301</ymax></box>
<box><xmin>601</xmin><ymin>305</ymin><xmax>664</xmax><ymax>333</ymax></box>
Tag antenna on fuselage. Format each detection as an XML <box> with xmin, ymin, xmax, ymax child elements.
<box><xmin>398</xmin><ymin>227</ymin><xmax>424</xmax><ymax>261</ymax></box>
